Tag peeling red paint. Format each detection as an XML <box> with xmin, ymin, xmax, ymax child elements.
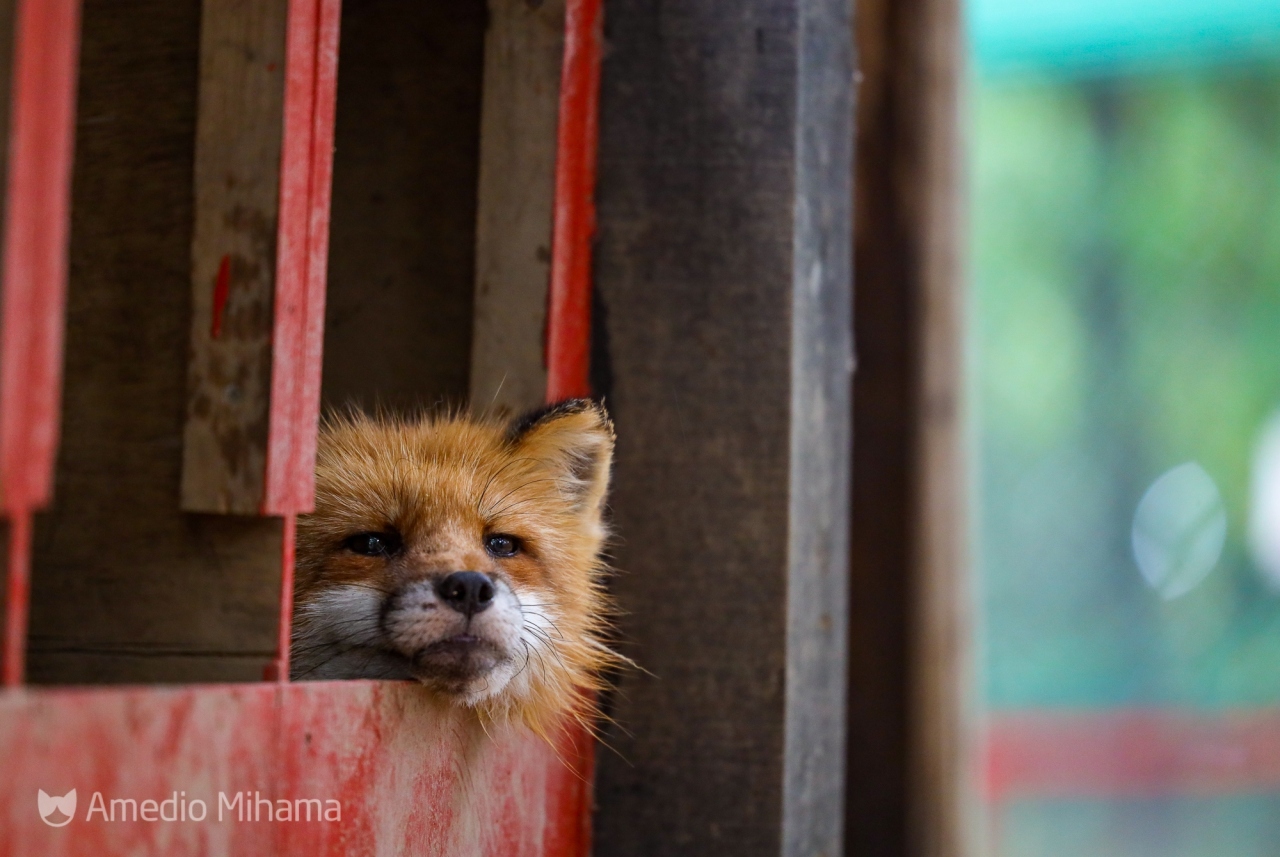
<box><xmin>0</xmin><ymin>681</ymin><xmax>593</xmax><ymax>856</ymax></box>
<box><xmin>210</xmin><ymin>253</ymin><xmax>231</xmax><ymax>339</ymax></box>
<box><xmin>544</xmin><ymin>0</ymin><xmax>602</xmax><ymax>403</ymax></box>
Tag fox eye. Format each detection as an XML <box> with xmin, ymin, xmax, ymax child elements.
<box><xmin>484</xmin><ymin>534</ymin><xmax>521</xmax><ymax>558</ymax></box>
<box><xmin>343</xmin><ymin>531</ymin><xmax>402</xmax><ymax>557</ymax></box>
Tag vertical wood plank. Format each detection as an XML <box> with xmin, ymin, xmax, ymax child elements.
<box><xmin>544</xmin><ymin>0</ymin><xmax>601</xmax><ymax>403</ymax></box>
<box><xmin>470</xmin><ymin>0</ymin><xmax>566</xmax><ymax>413</ymax></box>
<box><xmin>848</xmin><ymin>0</ymin><xmax>973</xmax><ymax>853</ymax></box>
<box><xmin>261</xmin><ymin>0</ymin><xmax>341</xmax><ymax>517</ymax></box>
<box><xmin>180</xmin><ymin>0</ymin><xmax>289</xmax><ymax>514</ymax></box>
<box><xmin>590</xmin><ymin>2</ymin><xmax>854</xmax><ymax>853</ymax></box>
<box><xmin>0</xmin><ymin>0</ymin><xmax>81</xmax><ymax>686</ymax></box>
<box><xmin>0</xmin><ymin>0</ymin><xmax>81</xmax><ymax>513</ymax></box>
<box><xmin>783</xmin><ymin>0</ymin><xmax>854</xmax><ymax>853</ymax></box>
<box><xmin>908</xmin><ymin>0</ymin><xmax>973</xmax><ymax>850</ymax></box>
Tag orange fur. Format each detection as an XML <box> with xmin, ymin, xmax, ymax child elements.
<box><xmin>291</xmin><ymin>399</ymin><xmax>619</xmax><ymax>738</ymax></box>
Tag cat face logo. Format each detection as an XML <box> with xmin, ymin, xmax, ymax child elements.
<box><xmin>37</xmin><ymin>789</ymin><xmax>76</xmax><ymax>827</ymax></box>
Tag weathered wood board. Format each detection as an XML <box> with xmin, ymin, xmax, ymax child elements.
<box><xmin>180</xmin><ymin>0</ymin><xmax>288</xmax><ymax>514</ymax></box>
<box><xmin>589</xmin><ymin>2</ymin><xmax>854</xmax><ymax>854</ymax></box>
<box><xmin>0</xmin><ymin>681</ymin><xmax>592</xmax><ymax>856</ymax></box>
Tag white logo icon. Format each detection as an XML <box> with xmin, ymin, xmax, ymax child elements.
<box><xmin>38</xmin><ymin>789</ymin><xmax>76</xmax><ymax>827</ymax></box>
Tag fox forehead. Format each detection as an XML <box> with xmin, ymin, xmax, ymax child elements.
<box><xmin>311</xmin><ymin>421</ymin><xmax>566</xmax><ymax>532</ymax></box>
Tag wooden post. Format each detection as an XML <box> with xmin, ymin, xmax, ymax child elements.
<box><xmin>850</xmin><ymin>0</ymin><xmax>973</xmax><ymax>854</ymax></box>
<box><xmin>0</xmin><ymin>0</ymin><xmax>81</xmax><ymax>686</ymax></box>
<box><xmin>590</xmin><ymin>2</ymin><xmax>854</xmax><ymax>853</ymax></box>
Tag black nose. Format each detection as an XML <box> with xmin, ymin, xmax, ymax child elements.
<box><xmin>436</xmin><ymin>571</ymin><xmax>496</xmax><ymax>617</ymax></box>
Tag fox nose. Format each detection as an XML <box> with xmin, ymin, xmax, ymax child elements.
<box><xmin>436</xmin><ymin>571</ymin><xmax>495</xmax><ymax>618</ymax></box>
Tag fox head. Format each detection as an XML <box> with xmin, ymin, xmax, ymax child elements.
<box><xmin>291</xmin><ymin>399</ymin><xmax>617</xmax><ymax>732</ymax></box>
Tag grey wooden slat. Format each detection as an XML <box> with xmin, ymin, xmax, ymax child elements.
<box><xmin>591</xmin><ymin>2</ymin><xmax>854</xmax><ymax>853</ymax></box>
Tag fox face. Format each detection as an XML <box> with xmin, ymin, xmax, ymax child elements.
<box><xmin>291</xmin><ymin>399</ymin><xmax>617</xmax><ymax>730</ymax></box>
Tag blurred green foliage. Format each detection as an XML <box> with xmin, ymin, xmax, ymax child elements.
<box><xmin>971</xmin><ymin>66</ymin><xmax>1280</xmax><ymax>708</ymax></box>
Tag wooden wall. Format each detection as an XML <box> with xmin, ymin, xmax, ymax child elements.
<box><xmin>25</xmin><ymin>0</ymin><xmax>488</xmax><ymax>684</ymax></box>
<box><xmin>322</xmin><ymin>0</ymin><xmax>486</xmax><ymax>414</ymax></box>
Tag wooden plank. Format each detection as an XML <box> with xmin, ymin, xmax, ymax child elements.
<box><xmin>0</xmin><ymin>681</ymin><xmax>593</xmax><ymax>856</ymax></box>
<box><xmin>906</xmin><ymin>1</ymin><xmax>971</xmax><ymax>855</ymax></box>
<box><xmin>783</xmin><ymin>0</ymin><xmax>854</xmax><ymax>854</ymax></box>
<box><xmin>180</xmin><ymin>0</ymin><xmax>289</xmax><ymax>514</ymax></box>
<box><xmin>323</xmin><ymin>1</ymin><xmax>486</xmax><ymax>415</ymax></box>
<box><xmin>0</xmin><ymin>0</ymin><xmax>82</xmax><ymax>686</ymax></box>
<box><xmin>261</xmin><ymin>0</ymin><xmax>341</xmax><ymax>517</ymax></box>
<box><xmin>544</xmin><ymin>0</ymin><xmax>601</xmax><ymax>403</ymax></box>
<box><xmin>848</xmin><ymin>0</ymin><xmax>971</xmax><ymax>853</ymax></box>
<box><xmin>469</xmin><ymin>0</ymin><xmax>565</xmax><ymax>413</ymax></box>
<box><xmin>589</xmin><ymin>2</ymin><xmax>853</xmax><ymax>853</ymax></box>
<box><xmin>26</xmin><ymin>0</ymin><xmax>283</xmax><ymax>684</ymax></box>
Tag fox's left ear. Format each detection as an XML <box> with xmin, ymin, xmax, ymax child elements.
<box><xmin>509</xmin><ymin>399</ymin><xmax>614</xmax><ymax>513</ymax></box>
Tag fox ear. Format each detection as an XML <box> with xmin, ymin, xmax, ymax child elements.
<box><xmin>509</xmin><ymin>399</ymin><xmax>614</xmax><ymax>513</ymax></box>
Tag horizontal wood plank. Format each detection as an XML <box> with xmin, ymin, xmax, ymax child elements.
<box><xmin>0</xmin><ymin>681</ymin><xmax>591</xmax><ymax>855</ymax></box>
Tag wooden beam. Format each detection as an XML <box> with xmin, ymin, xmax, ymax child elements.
<box><xmin>0</xmin><ymin>0</ymin><xmax>82</xmax><ymax>686</ymax></box>
<box><xmin>849</xmin><ymin>0</ymin><xmax>972</xmax><ymax>854</ymax></box>
<box><xmin>470</xmin><ymin>0</ymin><xmax>566</xmax><ymax>413</ymax></box>
<box><xmin>181</xmin><ymin>0</ymin><xmax>289</xmax><ymax>514</ymax></box>
<box><xmin>590</xmin><ymin>2</ymin><xmax>854</xmax><ymax>853</ymax></box>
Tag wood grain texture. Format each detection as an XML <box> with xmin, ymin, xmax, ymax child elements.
<box><xmin>469</xmin><ymin>0</ymin><xmax>564</xmax><ymax>414</ymax></box>
<box><xmin>783</xmin><ymin>0</ymin><xmax>854</xmax><ymax>854</ymax></box>
<box><xmin>181</xmin><ymin>0</ymin><xmax>288</xmax><ymax>514</ymax></box>
<box><xmin>322</xmin><ymin>0</ymin><xmax>486</xmax><ymax>415</ymax></box>
<box><xmin>848</xmin><ymin>0</ymin><xmax>972</xmax><ymax>854</ymax></box>
<box><xmin>590</xmin><ymin>2</ymin><xmax>852</xmax><ymax>853</ymax></box>
<box><xmin>25</xmin><ymin>0</ymin><xmax>283</xmax><ymax>683</ymax></box>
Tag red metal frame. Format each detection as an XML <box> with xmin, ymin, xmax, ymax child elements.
<box><xmin>545</xmin><ymin>0</ymin><xmax>602</xmax><ymax>403</ymax></box>
<box><xmin>0</xmin><ymin>0</ymin><xmax>82</xmax><ymax>687</ymax></box>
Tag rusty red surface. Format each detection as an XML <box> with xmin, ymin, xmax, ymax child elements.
<box><xmin>0</xmin><ymin>681</ymin><xmax>593</xmax><ymax>856</ymax></box>
<box><xmin>262</xmin><ymin>0</ymin><xmax>342</xmax><ymax>517</ymax></box>
<box><xmin>985</xmin><ymin>708</ymin><xmax>1280</xmax><ymax>801</ymax></box>
<box><xmin>0</xmin><ymin>0</ymin><xmax>82</xmax><ymax>687</ymax></box>
<box><xmin>544</xmin><ymin>0</ymin><xmax>602</xmax><ymax>403</ymax></box>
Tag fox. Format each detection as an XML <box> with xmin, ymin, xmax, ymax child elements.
<box><xmin>289</xmin><ymin>399</ymin><xmax>618</xmax><ymax>735</ymax></box>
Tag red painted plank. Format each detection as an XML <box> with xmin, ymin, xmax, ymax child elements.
<box><xmin>544</xmin><ymin>0</ymin><xmax>602</xmax><ymax>403</ymax></box>
<box><xmin>259</xmin><ymin>0</ymin><xmax>341</xmax><ymax>679</ymax></box>
<box><xmin>984</xmin><ymin>709</ymin><xmax>1280</xmax><ymax>801</ymax></box>
<box><xmin>0</xmin><ymin>681</ymin><xmax>592</xmax><ymax>856</ymax></box>
<box><xmin>262</xmin><ymin>0</ymin><xmax>341</xmax><ymax>517</ymax></box>
<box><xmin>0</xmin><ymin>0</ymin><xmax>82</xmax><ymax>687</ymax></box>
